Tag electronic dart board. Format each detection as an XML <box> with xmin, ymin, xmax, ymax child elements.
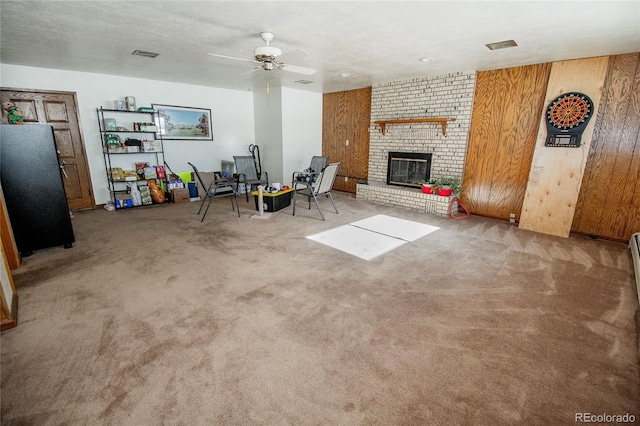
<box><xmin>544</xmin><ymin>92</ymin><xmax>594</xmax><ymax>148</ymax></box>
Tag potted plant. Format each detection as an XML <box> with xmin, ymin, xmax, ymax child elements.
<box><xmin>436</xmin><ymin>177</ymin><xmax>461</xmax><ymax>196</ymax></box>
<box><xmin>419</xmin><ymin>178</ymin><xmax>437</xmax><ymax>194</ymax></box>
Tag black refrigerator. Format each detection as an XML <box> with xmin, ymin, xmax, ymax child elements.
<box><xmin>0</xmin><ymin>124</ymin><xmax>75</xmax><ymax>256</ymax></box>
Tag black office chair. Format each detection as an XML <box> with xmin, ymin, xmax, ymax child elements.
<box><xmin>234</xmin><ymin>155</ymin><xmax>269</xmax><ymax>202</ymax></box>
<box><xmin>188</xmin><ymin>162</ymin><xmax>239</xmax><ymax>221</ymax></box>
<box><xmin>293</xmin><ymin>162</ymin><xmax>341</xmax><ymax>221</ymax></box>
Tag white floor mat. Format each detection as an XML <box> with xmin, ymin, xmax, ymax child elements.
<box><xmin>306</xmin><ymin>214</ymin><xmax>439</xmax><ymax>261</ymax></box>
<box><xmin>307</xmin><ymin>224</ymin><xmax>407</xmax><ymax>261</ymax></box>
<box><xmin>349</xmin><ymin>214</ymin><xmax>440</xmax><ymax>242</ymax></box>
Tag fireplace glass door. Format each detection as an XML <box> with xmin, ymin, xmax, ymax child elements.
<box><xmin>387</xmin><ymin>152</ymin><xmax>432</xmax><ymax>188</ymax></box>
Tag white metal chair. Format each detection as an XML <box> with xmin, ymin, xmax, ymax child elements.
<box><xmin>234</xmin><ymin>155</ymin><xmax>269</xmax><ymax>202</ymax></box>
<box><xmin>292</xmin><ymin>162</ymin><xmax>341</xmax><ymax>221</ymax></box>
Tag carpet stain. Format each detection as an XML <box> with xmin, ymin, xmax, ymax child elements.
<box><xmin>97</xmin><ymin>316</ymin><xmax>117</xmax><ymax>358</ymax></box>
<box><xmin>184</xmin><ymin>314</ymin><xmax>220</xmax><ymax>347</ymax></box>
<box><xmin>190</xmin><ymin>352</ymin><xmax>214</xmax><ymax>372</ymax></box>
<box><xmin>100</xmin><ymin>390</ymin><xmax>128</xmax><ymax>419</ymax></box>
<box><xmin>238</xmin><ymin>286</ymin><xmax>274</xmax><ymax>302</ymax></box>
<box><xmin>132</xmin><ymin>319</ymin><xmax>155</xmax><ymax>341</ymax></box>
<box><xmin>98</xmin><ymin>339</ymin><xmax>179</xmax><ymax>418</ymax></box>
<box><xmin>165</xmin><ymin>274</ymin><xmax>179</xmax><ymax>286</ymax></box>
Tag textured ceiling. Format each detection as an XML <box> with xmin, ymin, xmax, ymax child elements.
<box><xmin>1</xmin><ymin>1</ymin><xmax>639</xmax><ymax>94</ymax></box>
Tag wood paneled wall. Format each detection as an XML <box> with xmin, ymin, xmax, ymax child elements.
<box><xmin>463</xmin><ymin>54</ymin><xmax>639</xmax><ymax>241</ymax></box>
<box><xmin>461</xmin><ymin>64</ymin><xmax>551</xmax><ymax>220</ymax></box>
<box><xmin>322</xmin><ymin>87</ymin><xmax>371</xmax><ymax>193</ymax></box>
<box><xmin>331</xmin><ymin>54</ymin><xmax>638</xmax><ymax>241</ymax></box>
<box><xmin>519</xmin><ymin>57</ymin><xmax>609</xmax><ymax>238</ymax></box>
<box><xmin>572</xmin><ymin>53</ymin><xmax>640</xmax><ymax>241</ymax></box>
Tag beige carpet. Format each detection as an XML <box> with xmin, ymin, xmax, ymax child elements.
<box><xmin>2</xmin><ymin>192</ymin><xmax>639</xmax><ymax>425</ymax></box>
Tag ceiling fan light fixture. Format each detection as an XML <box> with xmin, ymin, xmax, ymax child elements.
<box><xmin>209</xmin><ymin>31</ymin><xmax>316</xmax><ymax>76</ymax></box>
<box><xmin>255</xmin><ymin>45</ymin><xmax>282</xmax><ymax>58</ymax></box>
<box><xmin>485</xmin><ymin>40</ymin><xmax>518</xmax><ymax>50</ymax></box>
<box><xmin>418</xmin><ymin>57</ymin><xmax>431</xmax><ymax>62</ymax></box>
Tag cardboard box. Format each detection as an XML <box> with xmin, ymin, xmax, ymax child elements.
<box><xmin>252</xmin><ymin>188</ymin><xmax>293</xmax><ymax>212</ymax></box>
<box><xmin>191</xmin><ymin>171</ymin><xmax>218</xmax><ymax>195</ymax></box>
<box><xmin>115</xmin><ymin>193</ymin><xmax>133</xmax><ymax>209</ymax></box>
<box><xmin>170</xmin><ymin>188</ymin><xmax>190</xmax><ymax>203</ymax></box>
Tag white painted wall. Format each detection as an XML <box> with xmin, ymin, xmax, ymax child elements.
<box><xmin>253</xmin><ymin>87</ymin><xmax>284</xmax><ymax>184</ymax></box>
<box><xmin>281</xmin><ymin>87</ymin><xmax>323</xmax><ymax>187</ymax></box>
<box><xmin>0</xmin><ymin>64</ymin><xmax>255</xmax><ymax>205</ymax></box>
<box><xmin>252</xmin><ymin>86</ymin><xmax>322</xmax><ymax>186</ymax></box>
<box><xmin>0</xmin><ymin>64</ymin><xmax>323</xmax><ymax>204</ymax></box>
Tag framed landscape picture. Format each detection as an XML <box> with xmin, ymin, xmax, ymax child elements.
<box><xmin>152</xmin><ymin>104</ymin><xmax>213</xmax><ymax>140</ymax></box>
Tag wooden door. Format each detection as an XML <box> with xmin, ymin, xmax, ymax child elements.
<box><xmin>461</xmin><ymin>64</ymin><xmax>551</xmax><ymax>220</ymax></box>
<box><xmin>323</xmin><ymin>87</ymin><xmax>371</xmax><ymax>193</ymax></box>
<box><xmin>0</xmin><ymin>185</ymin><xmax>20</xmax><ymax>270</ymax></box>
<box><xmin>571</xmin><ymin>53</ymin><xmax>640</xmax><ymax>241</ymax></box>
<box><xmin>0</xmin><ymin>89</ymin><xmax>94</xmax><ymax>210</ymax></box>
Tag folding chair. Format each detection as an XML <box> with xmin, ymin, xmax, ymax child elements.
<box><xmin>291</xmin><ymin>155</ymin><xmax>328</xmax><ymax>188</ymax></box>
<box><xmin>292</xmin><ymin>162</ymin><xmax>341</xmax><ymax>221</ymax></box>
<box><xmin>188</xmin><ymin>162</ymin><xmax>239</xmax><ymax>221</ymax></box>
<box><xmin>234</xmin><ymin>155</ymin><xmax>269</xmax><ymax>202</ymax></box>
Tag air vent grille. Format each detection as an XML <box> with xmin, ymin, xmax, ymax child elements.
<box><xmin>132</xmin><ymin>50</ymin><xmax>160</xmax><ymax>58</ymax></box>
<box><xmin>485</xmin><ymin>40</ymin><xmax>518</xmax><ymax>51</ymax></box>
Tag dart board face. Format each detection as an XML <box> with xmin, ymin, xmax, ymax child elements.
<box><xmin>546</xmin><ymin>92</ymin><xmax>593</xmax><ymax>130</ymax></box>
<box><xmin>544</xmin><ymin>92</ymin><xmax>594</xmax><ymax>147</ymax></box>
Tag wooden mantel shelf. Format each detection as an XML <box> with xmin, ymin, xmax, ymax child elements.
<box><xmin>374</xmin><ymin>118</ymin><xmax>456</xmax><ymax>136</ymax></box>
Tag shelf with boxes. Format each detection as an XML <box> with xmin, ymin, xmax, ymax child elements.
<box><xmin>97</xmin><ymin>107</ymin><xmax>168</xmax><ymax>210</ymax></box>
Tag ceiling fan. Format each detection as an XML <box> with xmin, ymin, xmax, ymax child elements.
<box><xmin>209</xmin><ymin>32</ymin><xmax>316</xmax><ymax>75</ymax></box>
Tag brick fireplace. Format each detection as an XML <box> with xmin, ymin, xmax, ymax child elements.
<box><xmin>356</xmin><ymin>72</ymin><xmax>476</xmax><ymax>216</ymax></box>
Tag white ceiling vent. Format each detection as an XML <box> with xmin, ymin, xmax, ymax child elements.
<box><xmin>131</xmin><ymin>50</ymin><xmax>160</xmax><ymax>58</ymax></box>
<box><xmin>485</xmin><ymin>40</ymin><xmax>518</xmax><ymax>51</ymax></box>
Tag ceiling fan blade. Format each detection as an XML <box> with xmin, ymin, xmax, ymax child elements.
<box><xmin>240</xmin><ymin>66</ymin><xmax>262</xmax><ymax>76</ymax></box>
<box><xmin>208</xmin><ymin>53</ymin><xmax>258</xmax><ymax>64</ymax></box>
<box><xmin>277</xmin><ymin>48</ymin><xmax>309</xmax><ymax>63</ymax></box>
<box><xmin>280</xmin><ymin>63</ymin><xmax>316</xmax><ymax>75</ymax></box>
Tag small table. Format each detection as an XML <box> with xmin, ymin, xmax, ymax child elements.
<box><xmin>251</xmin><ymin>187</ymin><xmax>294</xmax><ymax>212</ymax></box>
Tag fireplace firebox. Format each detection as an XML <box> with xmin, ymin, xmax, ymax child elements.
<box><xmin>386</xmin><ymin>152</ymin><xmax>432</xmax><ymax>188</ymax></box>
